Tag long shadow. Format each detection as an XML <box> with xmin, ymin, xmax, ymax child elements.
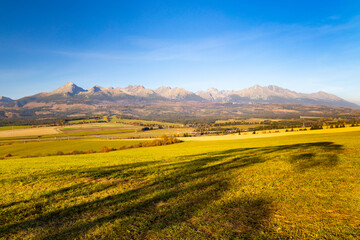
<box><xmin>216</xmin><ymin>197</ymin><xmax>275</xmax><ymax>239</ymax></box>
<box><xmin>0</xmin><ymin>141</ymin><xmax>343</xmax><ymax>239</ymax></box>
<box><xmin>1</xmin><ymin>160</ymin><xmax>161</xmax><ymax>186</ymax></box>
<box><xmin>289</xmin><ymin>153</ymin><xmax>339</xmax><ymax>171</ymax></box>
<box><xmin>181</xmin><ymin>142</ymin><xmax>342</xmax><ymax>159</ymax></box>
<box><xmin>1</xmin><ymin>154</ymin><xmax>256</xmax><ymax>237</ymax></box>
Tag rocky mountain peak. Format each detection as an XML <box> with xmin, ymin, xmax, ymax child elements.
<box><xmin>48</xmin><ymin>81</ymin><xmax>86</xmax><ymax>96</ymax></box>
<box><xmin>155</xmin><ymin>86</ymin><xmax>201</xmax><ymax>100</ymax></box>
<box><xmin>0</xmin><ymin>96</ymin><xmax>13</xmax><ymax>102</ymax></box>
<box><xmin>87</xmin><ymin>85</ymin><xmax>104</xmax><ymax>93</ymax></box>
<box><xmin>122</xmin><ymin>85</ymin><xmax>156</xmax><ymax>97</ymax></box>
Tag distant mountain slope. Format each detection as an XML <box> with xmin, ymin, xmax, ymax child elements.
<box><xmin>120</xmin><ymin>85</ymin><xmax>159</xmax><ymax>98</ymax></box>
<box><xmin>196</xmin><ymin>85</ymin><xmax>358</xmax><ymax>108</ymax></box>
<box><xmin>47</xmin><ymin>81</ymin><xmax>86</xmax><ymax>96</ymax></box>
<box><xmin>0</xmin><ymin>96</ymin><xmax>13</xmax><ymax>103</ymax></box>
<box><xmin>11</xmin><ymin>82</ymin><xmax>359</xmax><ymax>109</ymax></box>
<box><xmin>80</xmin><ymin>86</ymin><xmax>128</xmax><ymax>99</ymax></box>
<box><xmin>155</xmin><ymin>86</ymin><xmax>204</xmax><ymax>101</ymax></box>
<box><xmin>196</xmin><ymin>88</ymin><xmax>232</xmax><ymax>101</ymax></box>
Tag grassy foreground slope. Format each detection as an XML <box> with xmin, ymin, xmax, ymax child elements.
<box><xmin>0</xmin><ymin>131</ymin><xmax>359</xmax><ymax>239</ymax></box>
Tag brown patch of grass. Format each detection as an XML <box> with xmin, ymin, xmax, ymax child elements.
<box><xmin>100</xmin><ymin>146</ymin><xmax>110</xmax><ymax>153</ymax></box>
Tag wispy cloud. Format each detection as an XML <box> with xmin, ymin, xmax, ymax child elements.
<box><xmin>48</xmin><ymin>16</ymin><xmax>360</xmax><ymax>63</ymax></box>
<box><xmin>51</xmin><ymin>35</ymin><xmax>251</xmax><ymax>62</ymax></box>
<box><xmin>50</xmin><ymin>30</ymin><xmax>276</xmax><ymax>63</ymax></box>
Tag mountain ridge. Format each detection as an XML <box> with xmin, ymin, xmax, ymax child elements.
<box><xmin>0</xmin><ymin>96</ymin><xmax>13</xmax><ymax>102</ymax></box>
<box><xmin>4</xmin><ymin>82</ymin><xmax>359</xmax><ymax>109</ymax></box>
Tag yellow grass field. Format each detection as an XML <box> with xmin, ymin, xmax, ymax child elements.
<box><xmin>60</xmin><ymin>123</ymin><xmax>136</xmax><ymax>130</ymax></box>
<box><xmin>180</xmin><ymin>126</ymin><xmax>360</xmax><ymax>141</ymax></box>
<box><xmin>1</xmin><ymin>129</ymin><xmax>359</xmax><ymax>239</ymax></box>
<box><xmin>0</xmin><ymin>126</ymin><xmax>60</xmax><ymax>138</ymax></box>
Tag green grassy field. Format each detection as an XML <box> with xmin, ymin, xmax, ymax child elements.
<box><xmin>109</xmin><ymin>116</ymin><xmax>184</xmax><ymax>127</ymax></box>
<box><xmin>0</xmin><ymin>119</ymin><xmax>190</xmax><ymax>141</ymax></box>
<box><xmin>67</xmin><ymin>116</ymin><xmax>182</xmax><ymax>126</ymax></box>
<box><xmin>0</xmin><ymin>129</ymin><xmax>136</xmax><ymax>141</ymax></box>
<box><xmin>0</xmin><ymin>126</ymin><xmax>33</xmax><ymax>131</ymax></box>
<box><xmin>218</xmin><ymin>124</ymin><xmax>264</xmax><ymax>129</ymax></box>
<box><xmin>57</xmin><ymin>129</ymin><xmax>135</xmax><ymax>136</ymax></box>
<box><xmin>60</xmin><ymin>123</ymin><xmax>135</xmax><ymax>130</ymax></box>
<box><xmin>0</xmin><ymin>130</ymin><xmax>359</xmax><ymax>239</ymax></box>
<box><xmin>0</xmin><ymin>139</ymin><xmax>147</xmax><ymax>158</ymax></box>
<box><xmin>0</xmin><ymin>127</ymin><xmax>194</xmax><ymax>142</ymax></box>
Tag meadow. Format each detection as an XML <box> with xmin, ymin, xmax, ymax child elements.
<box><xmin>0</xmin><ymin>126</ymin><xmax>33</xmax><ymax>131</ymax></box>
<box><xmin>0</xmin><ymin>139</ymin><xmax>147</xmax><ymax>158</ymax></box>
<box><xmin>68</xmin><ymin>116</ymin><xmax>184</xmax><ymax>128</ymax></box>
<box><xmin>0</xmin><ymin>117</ymin><xmax>191</xmax><ymax>143</ymax></box>
<box><xmin>0</xmin><ymin>128</ymin><xmax>359</xmax><ymax>239</ymax></box>
<box><xmin>0</xmin><ymin>127</ymin><xmax>60</xmax><ymax>138</ymax></box>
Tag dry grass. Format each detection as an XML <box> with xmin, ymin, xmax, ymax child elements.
<box><xmin>0</xmin><ymin>127</ymin><xmax>60</xmax><ymax>138</ymax></box>
<box><xmin>180</xmin><ymin>125</ymin><xmax>360</xmax><ymax>141</ymax></box>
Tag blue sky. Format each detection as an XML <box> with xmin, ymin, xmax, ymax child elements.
<box><xmin>1</xmin><ymin>0</ymin><xmax>360</xmax><ymax>103</ymax></box>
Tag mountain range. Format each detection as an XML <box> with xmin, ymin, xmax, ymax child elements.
<box><xmin>2</xmin><ymin>82</ymin><xmax>358</xmax><ymax>109</ymax></box>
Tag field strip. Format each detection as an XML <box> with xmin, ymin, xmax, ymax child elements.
<box><xmin>179</xmin><ymin>126</ymin><xmax>360</xmax><ymax>141</ymax></box>
<box><xmin>85</xmin><ymin>138</ymin><xmax>153</xmax><ymax>141</ymax></box>
<box><xmin>0</xmin><ymin>126</ymin><xmax>60</xmax><ymax>138</ymax></box>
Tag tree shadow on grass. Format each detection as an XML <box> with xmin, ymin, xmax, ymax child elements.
<box><xmin>289</xmin><ymin>153</ymin><xmax>339</xmax><ymax>171</ymax></box>
<box><xmin>182</xmin><ymin>142</ymin><xmax>342</xmax><ymax>159</ymax></box>
<box><xmin>213</xmin><ymin>197</ymin><xmax>275</xmax><ymax>239</ymax></box>
<box><xmin>0</xmin><ymin>141</ymin><xmax>343</xmax><ymax>239</ymax></box>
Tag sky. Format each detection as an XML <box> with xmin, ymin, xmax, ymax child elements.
<box><xmin>0</xmin><ymin>0</ymin><xmax>360</xmax><ymax>103</ymax></box>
